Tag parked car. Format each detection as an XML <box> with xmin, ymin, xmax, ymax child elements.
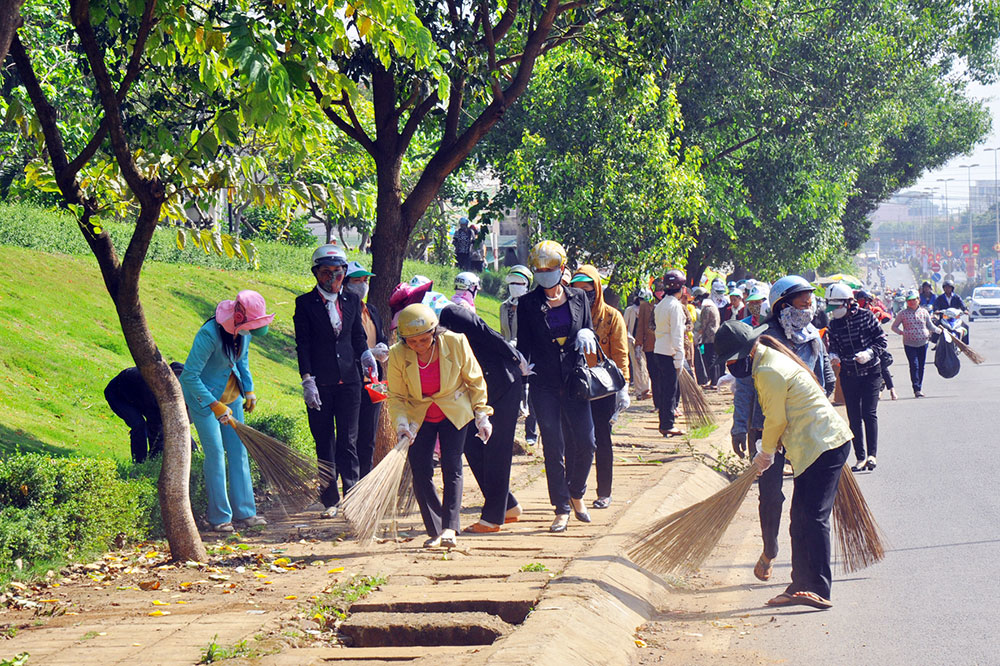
<box><xmin>969</xmin><ymin>285</ymin><xmax>1000</xmax><ymax>322</ymax></box>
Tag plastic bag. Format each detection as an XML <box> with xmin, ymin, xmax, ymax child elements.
<box><xmin>934</xmin><ymin>333</ymin><xmax>961</xmax><ymax>379</ymax></box>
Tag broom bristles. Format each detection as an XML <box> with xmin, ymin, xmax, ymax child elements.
<box><xmin>628</xmin><ymin>465</ymin><xmax>757</xmax><ymax>574</ymax></box>
<box><xmin>953</xmin><ymin>336</ymin><xmax>985</xmax><ymax>364</ymax></box>
<box><xmin>833</xmin><ymin>464</ymin><xmax>886</xmax><ymax>573</ymax></box>
<box><xmin>229</xmin><ymin>420</ymin><xmax>329</xmax><ymax>513</ymax></box>
<box><xmin>340</xmin><ymin>438</ymin><xmax>410</xmax><ymax>545</ymax></box>
<box><xmin>677</xmin><ymin>370</ymin><xmax>715</xmax><ymax>430</ymax></box>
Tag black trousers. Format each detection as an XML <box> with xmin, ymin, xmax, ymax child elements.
<box><xmin>530</xmin><ymin>385</ymin><xmax>595</xmax><ymax>514</ymax></box>
<box><xmin>356</xmin><ymin>390</ymin><xmax>383</xmax><ymax>478</ymax></box>
<box><xmin>105</xmin><ymin>385</ymin><xmax>160</xmax><ymax>463</ymax></box>
<box><xmin>758</xmin><ymin>446</ymin><xmax>786</xmax><ymax>560</ymax></box>
<box><xmin>591</xmin><ymin>393</ymin><xmax>617</xmax><ymax>498</ymax></box>
<box><xmin>904</xmin><ymin>343</ymin><xmax>927</xmax><ymax>392</ymax></box>
<box><xmin>644</xmin><ymin>350</ymin><xmax>660</xmax><ymax>409</ymax></box>
<box><xmin>308</xmin><ymin>382</ymin><xmax>361</xmax><ymax>507</ymax></box>
<box><xmin>409</xmin><ymin>418</ymin><xmax>468</xmax><ymax>536</ymax></box>
<box><xmin>465</xmin><ymin>380</ymin><xmax>521</xmax><ymax>525</ymax></box>
<box><xmin>654</xmin><ymin>354</ymin><xmax>679</xmax><ymax>431</ymax></box>
<box><xmin>455</xmin><ymin>252</ymin><xmax>471</xmax><ymax>270</ymax></box>
<box><xmin>786</xmin><ymin>442</ymin><xmax>849</xmax><ymax>600</ymax></box>
<box><xmin>702</xmin><ymin>342</ymin><xmax>720</xmax><ymax>386</ymax></box>
<box><xmin>840</xmin><ymin>372</ymin><xmax>880</xmax><ymax>460</ymax></box>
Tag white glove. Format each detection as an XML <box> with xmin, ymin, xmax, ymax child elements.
<box><xmin>397</xmin><ymin>421</ymin><xmax>420</xmax><ymax>445</ymax></box>
<box><xmin>717</xmin><ymin>373</ymin><xmax>735</xmax><ymax>390</ymax></box>
<box><xmin>301</xmin><ymin>376</ymin><xmax>322</xmax><ymax>410</ymax></box>
<box><xmin>829</xmin><ymin>353</ymin><xmax>841</xmax><ymax>365</ymax></box>
<box><xmin>752</xmin><ymin>448</ymin><xmax>773</xmax><ymax>474</ymax></box>
<box><xmin>575</xmin><ymin>328</ymin><xmax>598</xmax><ymax>355</ymax></box>
<box><xmin>474</xmin><ymin>411</ymin><xmax>493</xmax><ymax>443</ymax></box>
<box><xmin>361</xmin><ymin>349</ymin><xmax>378</xmax><ymax>375</ymax></box>
<box><xmin>854</xmin><ymin>349</ymin><xmax>874</xmax><ymax>365</ymax></box>
<box><xmin>674</xmin><ymin>355</ymin><xmax>684</xmax><ymax>370</ymax></box>
<box><xmin>372</xmin><ymin>342</ymin><xmax>389</xmax><ymax>363</ymax></box>
<box><xmin>615</xmin><ymin>386</ymin><xmax>630</xmax><ymax>413</ymax></box>
<box><xmin>515</xmin><ymin>349</ymin><xmax>535</xmax><ymax>377</ymax></box>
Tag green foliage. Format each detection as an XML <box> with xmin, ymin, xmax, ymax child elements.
<box><xmin>0</xmin><ymin>454</ymin><xmax>157</xmax><ymax>584</ymax></box>
<box><xmin>519</xmin><ymin>562</ymin><xmax>548</xmax><ymax>573</ymax></box>
<box><xmin>0</xmin><ymin>653</ymin><xmax>29</xmax><ymax>666</ymax></box>
<box><xmin>241</xmin><ymin>207</ymin><xmax>315</xmax><ymax>247</ymax></box>
<box><xmin>199</xmin><ymin>635</ymin><xmax>261</xmax><ymax>664</ymax></box>
<box><xmin>308</xmin><ymin>574</ymin><xmax>388</xmax><ymax>624</ymax></box>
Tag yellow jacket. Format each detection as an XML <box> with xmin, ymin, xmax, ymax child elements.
<box><xmin>753</xmin><ymin>345</ymin><xmax>853</xmax><ymax>476</ymax></box>
<box><xmin>387</xmin><ymin>330</ymin><xmax>492</xmax><ymax>429</ymax></box>
<box><xmin>573</xmin><ymin>265</ymin><xmax>630</xmax><ymax>383</ymax></box>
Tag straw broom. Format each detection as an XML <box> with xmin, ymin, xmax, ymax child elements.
<box><xmin>832</xmin><ymin>464</ymin><xmax>886</xmax><ymax>573</ymax></box>
<box><xmin>628</xmin><ymin>465</ymin><xmax>758</xmax><ymax>574</ymax></box>
<box><xmin>677</xmin><ymin>369</ymin><xmax>715</xmax><ymax>430</ymax></box>
<box><xmin>339</xmin><ymin>436</ymin><xmax>411</xmax><ymax>545</ymax></box>
<box><xmin>229</xmin><ymin>420</ymin><xmax>329</xmax><ymax>512</ymax></box>
<box><xmin>953</xmin><ymin>336</ymin><xmax>985</xmax><ymax>364</ymax></box>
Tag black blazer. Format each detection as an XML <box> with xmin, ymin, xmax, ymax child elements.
<box><xmin>515</xmin><ymin>285</ymin><xmax>593</xmax><ymax>389</ymax></box>
<box><xmin>293</xmin><ymin>288</ymin><xmax>368</xmax><ymax>385</ymax></box>
<box><xmin>105</xmin><ymin>367</ymin><xmax>159</xmax><ymax>421</ymax></box>
<box><xmin>438</xmin><ymin>305</ymin><xmax>521</xmax><ymax>403</ymax></box>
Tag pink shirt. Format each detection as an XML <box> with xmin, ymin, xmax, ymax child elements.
<box><xmin>891</xmin><ymin>307</ymin><xmax>935</xmax><ymax>347</ymax></box>
<box><xmin>418</xmin><ymin>358</ymin><xmax>446</xmax><ymax>423</ymax></box>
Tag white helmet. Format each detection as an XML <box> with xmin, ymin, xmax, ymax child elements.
<box><xmin>826</xmin><ymin>282</ymin><xmax>854</xmax><ymax>302</ymax></box>
<box><xmin>409</xmin><ymin>275</ymin><xmax>432</xmax><ymax>287</ymax></box>
<box><xmin>312</xmin><ymin>244</ymin><xmax>347</xmax><ymax>268</ymax></box>
<box><xmin>455</xmin><ymin>271</ymin><xmax>481</xmax><ymax>293</ymax></box>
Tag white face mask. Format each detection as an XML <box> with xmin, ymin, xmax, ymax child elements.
<box><xmin>508</xmin><ymin>283</ymin><xmax>528</xmax><ymax>298</ymax></box>
<box><xmin>345</xmin><ymin>281</ymin><xmax>369</xmax><ymax>301</ymax></box>
<box><xmin>831</xmin><ymin>306</ymin><xmax>848</xmax><ymax>319</ymax></box>
<box><xmin>534</xmin><ymin>270</ymin><xmax>562</xmax><ymax>289</ymax></box>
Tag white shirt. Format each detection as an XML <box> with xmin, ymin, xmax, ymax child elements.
<box><xmin>316</xmin><ymin>286</ymin><xmax>343</xmax><ymax>334</ymax></box>
<box><xmin>623</xmin><ymin>304</ymin><xmax>639</xmax><ymax>341</ymax></box>
<box><xmin>653</xmin><ymin>294</ymin><xmax>686</xmax><ymax>359</ymax></box>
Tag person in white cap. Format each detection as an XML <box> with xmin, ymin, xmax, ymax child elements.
<box><xmin>294</xmin><ymin>245</ymin><xmax>379</xmax><ymax>517</ymax></box>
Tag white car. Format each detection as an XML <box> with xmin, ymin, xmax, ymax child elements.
<box><xmin>969</xmin><ymin>285</ymin><xmax>1000</xmax><ymax>322</ymax></box>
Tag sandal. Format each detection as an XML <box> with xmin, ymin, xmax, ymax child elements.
<box><xmin>766</xmin><ymin>591</ymin><xmax>832</xmax><ymax>609</ymax></box>
<box><xmin>753</xmin><ymin>553</ymin><xmax>772</xmax><ymax>581</ymax></box>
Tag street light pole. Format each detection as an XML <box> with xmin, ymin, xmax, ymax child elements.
<box><xmin>937</xmin><ymin>177</ymin><xmax>955</xmax><ymax>258</ymax></box>
<box><xmin>987</xmin><ymin>148</ymin><xmax>1000</xmax><ymax>258</ymax></box>
<box><xmin>959</xmin><ymin>163</ymin><xmax>979</xmax><ymax>252</ymax></box>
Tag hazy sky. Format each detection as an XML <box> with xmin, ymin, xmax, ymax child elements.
<box><xmin>903</xmin><ymin>78</ymin><xmax>1000</xmax><ymax>208</ymax></box>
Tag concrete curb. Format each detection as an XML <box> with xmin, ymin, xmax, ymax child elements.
<box><xmin>468</xmin><ymin>457</ymin><xmax>731</xmax><ymax>666</ymax></box>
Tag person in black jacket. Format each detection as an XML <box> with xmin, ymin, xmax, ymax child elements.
<box><xmin>825</xmin><ymin>282</ymin><xmax>888</xmax><ymax>472</ymax></box>
<box><xmin>933</xmin><ymin>279</ymin><xmax>967</xmax><ymax>313</ymax></box>
<box><xmin>104</xmin><ymin>362</ymin><xmax>186</xmax><ymax>463</ymax></box>
<box><xmin>344</xmin><ymin>261</ymin><xmax>390</xmax><ymax>478</ymax></box>
<box><xmin>437</xmin><ymin>304</ymin><xmax>526</xmax><ymax>533</ymax></box>
<box><xmin>516</xmin><ymin>241</ymin><xmax>599</xmax><ymax>534</ymax></box>
<box><xmin>294</xmin><ymin>245</ymin><xmax>378</xmax><ymax>517</ymax></box>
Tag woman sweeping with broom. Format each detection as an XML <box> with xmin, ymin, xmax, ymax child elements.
<box><xmin>386</xmin><ymin>303</ymin><xmax>492</xmax><ymax>549</ymax></box>
<box><xmin>180</xmin><ymin>290</ymin><xmax>274</xmax><ymax>532</ymax></box>
<box><xmin>715</xmin><ymin>320</ymin><xmax>853</xmax><ymax>610</ymax></box>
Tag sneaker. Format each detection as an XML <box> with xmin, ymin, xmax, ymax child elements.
<box><xmin>320</xmin><ymin>506</ymin><xmax>338</xmax><ymax>519</ymax></box>
<box><xmin>210</xmin><ymin>522</ymin><xmax>234</xmax><ymax>533</ymax></box>
<box><xmin>238</xmin><ymin>515</ymin><xmax>267</xmax><ymax>527</ymax></box>
<box><xmin>914</xmin><ymin>390</ymin><xmax>925</xmax><ymax>398</ymax></box>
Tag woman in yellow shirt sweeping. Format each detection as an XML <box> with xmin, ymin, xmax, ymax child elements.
<box><xmin>715</xmin><ymin>320</ymin><xmax>853</xmax><ymax>610</ymax></box>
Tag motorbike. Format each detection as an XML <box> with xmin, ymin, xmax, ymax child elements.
<box><xmin>933</xmin><ymin>308</ymin><xmax>970</xmax><ymax>345</ymax></box>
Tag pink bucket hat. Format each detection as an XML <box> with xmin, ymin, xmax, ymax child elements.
<box><xmin>215</xmin><ymin>290</ymin><xmax>275</xmax><ymax>335</ymax></box>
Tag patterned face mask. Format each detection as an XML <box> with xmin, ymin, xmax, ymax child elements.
<box><xmin>779</xmin><ymin>304</ymin><xmax>815</xmax><ymax>331</ymax></box>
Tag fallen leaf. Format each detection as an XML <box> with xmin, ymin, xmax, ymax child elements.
<box><xmin>138</xmin><ymin>581</ymin><xmax>161</xmax><ymax>591</ymax></box>
<box><xmin>144</xmin><ymin>551</ymin><xmax>158</xmax><ymax>559</ymax></box>
<box><xmin>635</xmin><ymin>639</ymin><xmax>647</xmax><ymax>648</ymax></box>
<box><xmin>176</xmin><ymin>601</ymin><xmax>188</xmax><ymax>604</ymax></box>
<box><xmin>179</xmin><ymin>582</ymin><xmax>193</xmax><ymax>589</ymax></box>
<box><xmin>151</xmin><ymin>600</ymin><xmax>170</xmax><ymax>606</ymax></box>
<box><xmin>273</xmin><ymin>558</ymin><xmax>290</xmax><ymax>566</ymax></box>
<box><xmin>38</xmin><ymin>599</ymin><xmax>60</xmax><ymax>603</ymax></box>
<box><xmin>148</xmin><ymin>610</ymin><xmax>171</xmax><ymax>616</ymax></box>
<box><xmin>327</xmin><ymin>567</ymin><xmax>344</xmax><ymax>574</ymax></box>
<box><xmin>284</xmin><ymin>595</ymin><xmax>297</xmax><ymax>600</ymax></box>
<box><xmin>253</xmin><ymin>573</ymin><xmax>268</xmax><ymax>579</ymax></box>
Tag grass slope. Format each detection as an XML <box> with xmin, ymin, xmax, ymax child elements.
<box><xmin>0</xmin><ymin>244</ymin><xmax>502</xmax><ymax>460</ymax></box>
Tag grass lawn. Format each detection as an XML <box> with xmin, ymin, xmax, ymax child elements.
<box><xmin>0</xmin><ymin>245</ymin><xmax>503</xmax><ymax>460</ymax></box>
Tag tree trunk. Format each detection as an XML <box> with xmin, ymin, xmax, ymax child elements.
<box><xmin>0</xmin><ymin>0</ymin><xmax>25</xmax><ymax>69</ymax></box>
<box><xmin>369</xmin><ymin>155</ymin><xmax>407</xmax><ymax>332</ymax></box>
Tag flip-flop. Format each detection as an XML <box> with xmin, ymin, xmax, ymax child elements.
<box><xmin>765</xmin><ymin>593</ymin><xmax>796</xmax><ymax>607</ymax></box>
<box><xmin>766</xmin><ymin>591</ymin><xmax>832</xmax><ymax>609</ymax></box>
<box><xmin>753</xmin><ymin>554</ymin><xmax>772</xmax><ymax>581</ymax></box>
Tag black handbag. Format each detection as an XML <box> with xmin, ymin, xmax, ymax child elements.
<box><xmin>566</xmin><ymin>343</ymin><xmax>626</xmax><ymax>401</ymax></box>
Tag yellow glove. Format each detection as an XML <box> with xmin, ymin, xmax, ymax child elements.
<box><xmin>244</xmin><ymin>392</ymin><xmax>257</xmax><ymax>414</ymax></box>
<box><xmin>210</xmin><ymin>401</ymin><xmax>232</xmax><ymax>424</ymax></box>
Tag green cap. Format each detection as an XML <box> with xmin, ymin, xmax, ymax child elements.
<box><xmin>569</xmin><ymin>273</ymin><xmax>594</xmax><ymax>284</ymax></box>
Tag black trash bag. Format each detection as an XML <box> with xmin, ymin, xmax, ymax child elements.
<box><xmin>934</xmin><ymin>334</ymin><xmax>961</xmax><ymax>379</ymax></box>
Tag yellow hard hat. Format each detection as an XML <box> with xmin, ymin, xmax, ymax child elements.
<box><xmin>529</xmin><ymin>240</ymin><xmax>567</xmax><ymax>271</ymax></box>
<box><xmin>396</xmin><ymin>303</ymin><xmax>438</xmax><ymax>338</ymax></box>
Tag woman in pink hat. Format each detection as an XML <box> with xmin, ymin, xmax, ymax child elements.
<box><xmin>180</xmin><ymin>290</ymin><xmax>274</xmax><ymax>532</ymax></box>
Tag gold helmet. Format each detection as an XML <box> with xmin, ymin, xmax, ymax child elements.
<box><xmin>396</xmin><ymin>303</ymin><xmax>438</xmax><ymax>338</ymax></box>
<box><xmin>529</xmin><ymin>240</ymin><xmax>567</xmax><ymax>271</ymax></box>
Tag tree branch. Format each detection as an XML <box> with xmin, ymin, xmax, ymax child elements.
<box><xmin>308</xmin><ymin>79</ymin><xmax>376</xmax><ymax>156</ymax></box>
<box><xmin>711</xmin><ymin>131</ymin><xmax>764</xmax><ymax>162</ymax></box>
<box><xmin>443</xmin><ymin>75</ymin><xmax>466</xmax><ymax>149</ymax></box>
<box><xmin>400</xmin><ymin>91</ymin><xmax>439</xmax><ymax>151</ymax></box>
<box><xmin>480</xmin><ymin>0</ymin><xmax>504</xmax><ymax>103</ymax></box>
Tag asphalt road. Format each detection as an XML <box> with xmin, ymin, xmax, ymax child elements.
<box><xmin>636</xmin><ymin>263</ymin><xmax>1000</xmax><ymax>665</ymax></box>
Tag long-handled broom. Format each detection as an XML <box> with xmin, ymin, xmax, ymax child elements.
<box><xmin>229</xmin><ymin>420</ymin><xmax>330</xmax><ymax>513</ymax></box>
<box><xmin>339</xmin><ymin>436</ymin><xmax>412</xmax><ymax>545</ymax></box>
<box><xmin>628</xmin><ymin>465</ymin><xmax>758</xmax><ymax>574</ymax></box>
<box><xmin>677</xmin><ymin>369</ymin><xmax>715</xmax><ymax>431</ymax></box>
<box><xmin>832</xmin><ymin>464</ymin><xmax>886</xmax><ymax>573</ymax></box>
<box><xmin>953</xmin><ymin>336</ymin><xmax>985</xmax><ymax>364</ymax></box>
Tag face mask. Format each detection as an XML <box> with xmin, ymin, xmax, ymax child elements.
<box><xmin>747</xmin><ymin>301</ymin><xmax>762</xmax><ymax>317</ymax></box>
<box><xmin>249</xmin><ymin>325</ymin><xmax>269</xmax><ymax>338</ymax></box>
<box><xmin>584</xmin><ymin>290</ymin><xmax>597</xmax><ymax>306</ymax></box>
<box><xmin>534</xmin><ymin>270</ymin><xmax>562</xmax><ymax>289</ymax></box>
<box><xmin>653</xmin><ymin>290</ymin><xmax>665</xmax><ymax>300</ymax></box>
<box><xmin>508</xmin><ymin>283</ymin><xmax>528</xmax><ymax>299</ymax></box>
<box><xmin>830</xmin><ymin>306</ymin><xmax>848</xmax><ymax>319</ymax></box>
<box><xmin>345</xmin><ymin>281</ymin><xmax>369</xmax><ymax>301</ymax></box>
<box><xmin>316</xmin><ymin>266</ymin><xmax>345</xmax><ymax>293</ymax></box>
<box><xmin>779</xmin><ymin>304</ymin><xmax>815</xmax><ymax>331</ymax></box>
<box><xmin>727</xmin><ymin>355</ymin><xmax>753</xmax><ymax>378</ymax></box>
